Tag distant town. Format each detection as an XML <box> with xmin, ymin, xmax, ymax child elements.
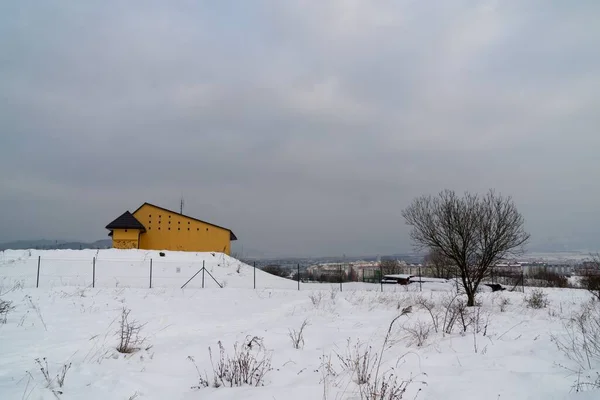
<box><xmin>238</xmin><ymin>252</ymin><xmax>599</xmax><ymax>290</ymax></box>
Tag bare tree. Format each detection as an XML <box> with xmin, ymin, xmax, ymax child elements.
<box><xmin>261</xmin><ymin>265</ymin><xmax>289</xmax><ymax>278</ymax></box>
<box><xmin>423</xmin><ymin>248</ymin><xmax>456</xmax><ymax>279</ymax></box>
<box><xmin>581</xmin><ymin>253</ymin><xmax>600</xmax><ymax>301</ymax></box>
<box><xmin>379</xmin><ymin>259</ymin><xmax>401</xmax><ymax>276</ymax></box>
<box><xmin>402</xmin><ymin>189</ymin><xmax>530</xmax><ymax>306</ymax></box>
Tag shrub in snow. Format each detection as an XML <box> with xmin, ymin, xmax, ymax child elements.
<box><xmin>309</xmin><ymin>291</ymin><xmax>325</xmax><ymax>307</ymax></box>
<box><xmin>403</xmin><ymin>320</ymin><xmax>432</xmax><ymax>347</ymax></box>
<box><xmin>324</xmin><ymin>307</ymin><xmax>420</xmax><ymax>400</ymax></box>
<box><xmin>498</xmin><ymin>296</ymin><xmax>511</xmax><ymax>312</ymax></box>
<box><xmin>470</xmin><ymin>306</ymin><xmax>490</xmax><ymax>336</ymax></box>
<box><xmin>552</xmin><ymin>299</ymin><xmax>600</xmax><ymax>371</ymax></box>
<box><xmin>288</xmin><ymin>319</ymin><xmax>309</xmax><ymax>349</ymax></box>
<box><xmin>116</xmin><ymin>307</ymin><xmax>147</xmax><ymax>354</ymax></box>
<box><xmin>572</xmin><ymin>372</ymin><xmax>600</xmax><ymax>392</ymax></box>
<box><xmin>361</xmin><ymin>306</ymin><xmax>419</xmax><ymax>400</ymax></box>
<box><xmin>30</xmin><ymin>357</ymin><xmax>71</xmax><ymax>397</ymax></box>
<box><xmin>525</xmin><ymin>289</ymin><xmax>549</xmax><ymax>309</ymax></box>
<box><xmin>187</xmin><ymin>356</ymin><xmax>210</xmax><ymax>389</ymax></box>
<box><xmin>330</xmin><ymin>287</ymin><xmax>339</xmax><ymax>302</ymax></box>
<box><xmin>334</xmin><ymin>339</ymin><xmax>377</xmax><ymax>385</ymax></box>
<box><xmin>413</xmin><ymin>295</ymin><xmax>440</xmax><ymax>333</ymax></box>
<box><xmin>0</xmin><ymin>298</ymin><xmax>14</xmax><ymax>324</ymax></box>
<box><xmin>441</xmin><ymin>294</ymin><xmax>468</xmax><ymax>334</ymax></box>
<box><xmin>25</xmin><ymin>295</ymin><xmax>47</xmax><ymax>331</ymax></box>
<box><xmin>207</xmin><ymin>336</ymin><xmax>272</xmax><ymax>388</ymax></box>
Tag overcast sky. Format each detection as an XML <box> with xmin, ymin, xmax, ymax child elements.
<box><xmin>1</xmin><ymin>1</ymin><xmax>599</xmax><ymax>257</ymax></box>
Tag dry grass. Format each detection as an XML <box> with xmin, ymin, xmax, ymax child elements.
<box><xmin>116</xmin><ymin>307</ymin><xmax>147</xmax><ymax>354</ymax></box>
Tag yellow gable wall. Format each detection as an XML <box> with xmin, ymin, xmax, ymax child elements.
<box><xmin>133</xmin><ymin>204</ymin><xmax>232</xmax><ymax>254</ymax></box>
<box><xmin>111</xmin><ymin>229</ymin><xmax>141</xmax><ymax>249</ymax></box>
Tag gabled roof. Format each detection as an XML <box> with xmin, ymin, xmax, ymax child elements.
<box><xmin>133</xmin><ymin>202</ymin><xmax>237</xmax><ymax>240</ymax></box>
<box><xmin>105</xmin><ymin>211</ymin><xmax>146</xmax><ymax>231</ymax></box>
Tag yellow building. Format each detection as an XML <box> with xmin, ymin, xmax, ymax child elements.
<box><xmin>105</xmin><ymin>202</ymin><xmax>237</xmax><ymax>254</ymax></box>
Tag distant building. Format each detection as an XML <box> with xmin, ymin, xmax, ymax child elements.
<box><xmin>105</xmin><ymin>202</ymin><xmax>237</xmax><ymax>254</ymax></box>
<box><xmin>494</xmin><ymin>261</ymin><xmax>573</xmax><ymax>276</ymax></box>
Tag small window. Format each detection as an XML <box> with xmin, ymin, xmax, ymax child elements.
<box><xmin>125</xmin><ymin>229</ymin><xmax>128</xmax><ymax>232</ymax></box>
<box><xmin>188</xmin><ymin>228</ymin><xmax>190</xmax><ymax>231</ymax></box>
<box><xmin>188</xmin><ymin>221</ymin><xmax>190</xmax><ymax>224</ymax></box>
<box><xmin>197</xmin><ymin>228</ymin><xmax>199</xmax><ymax>231</ymax></box>
<box><xmin>168</xmin><ymin>215</ymin><xmax>171</xmax><ymax>218</ymax></box>
<box><xmin>178</xmin><ymin>221</ymin><xmax>180</xmax><ymax>224</ymax></box>
<box><xmin>178</xmin><ymin>228</ymin><xmax>180</xmax><ymax>231</ymax></box>
<box><xmin>206</xmin><ymin>228</ymin><xmax>209</xmax><ymax>231</ymax></box>
<box><xmin>168</xmin><ymin>221</ymin><xmax>171</xmax><ymax>224</ymax></box>
<box><xmin>148</xmin><ymin>227</ymin><xmax>151</xmax><ymax>230</ymax></box>
<box><xmin>158</xmin><ymin>227</ymin><xmax>161</xmax><ymax>230</ymax></box>
<box><xmin>168</xmin><ymin>227</ymin><xmax>170</xmax><ymax>230</ymax></box>
<box><xmin>149</xmin><ymin>214</ymin><xmax>151</xmax><ymax>218</ymax></box>
<box><xmin>158</xmin><ymin>214</ymin><xmax>161</xmax><ymax>218</ymax></box>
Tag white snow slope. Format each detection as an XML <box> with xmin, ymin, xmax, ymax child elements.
<box><xmin>0</xmin><ymin>249</ymin><xmax>599</xmax><ymax>399</ymax></box>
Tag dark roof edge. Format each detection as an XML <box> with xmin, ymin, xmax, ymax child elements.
<box><xmin>132</xmin><ymin>202</ymin><xmax>237</xmax><ymax>240</ymax></box>
<box><xmin>105</xmin><ymin>211</ymin><xmax>147</xmax><ymax>231</ymax></box>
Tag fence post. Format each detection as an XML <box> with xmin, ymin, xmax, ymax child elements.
<box><xmin>380</xmin><ymin>265</ymin><xmax>383</xmax><ymax>292</ymax></box>
<box><xmin>36</xmin><ymin>256</ymin><xmax>41</xmax><ymax>288</ymax></box>
<box><xmin>253</xmin><ymin>261</ymin><xmax>256</xmax><ymax>289</ymax></box>
<box><xmin>92</xmin><ymin>257</ymin><xmax>96</xmax><ymax>288</ymax></box>
<box><xmin>297</xmin><ymin>263</ymin><xmax>300</xmax><ymax>291</ymax></box>
<box><xmin>149</xmin><ymin>259</ymin><xmax>153</xmax><ymax>289</ymax></box>
<box><xmin>339</xmin><ymin>264</ymin><xmax>343</xmax><ymax>292</ymax></box>
<box><xmin>202</xmin><ymin>261</ymin><xmax>205</xmax><ymax>288</ymax></box>
<box><xmin>419</xmin><ymin>265</ymin><xmax>422</xmax><ymax>292</ymax></box>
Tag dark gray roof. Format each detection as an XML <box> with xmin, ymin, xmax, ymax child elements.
<box><xmin>105</xmin><ymin>211</ymin><xmax>146</xmax><ymax>231</ymax></box>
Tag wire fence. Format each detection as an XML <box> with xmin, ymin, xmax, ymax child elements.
<box><xmin>0</xmin><ymin>256</ymin><xmax>433</xmax><ymax>292</ymax></box>
<box><xmin>0</xmin><ymin>254</ymin><xmax>578</xmax><ymax>293</ymax></box>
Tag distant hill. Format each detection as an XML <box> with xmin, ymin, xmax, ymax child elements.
<box><xmin>0</xmin><ymin>239</ymin><xmax>112</xmax><ymax>251</ymax></box>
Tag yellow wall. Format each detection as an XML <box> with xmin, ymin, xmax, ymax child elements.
<box><xmin>133</xmin><ymin>204</ymin><xmax>232</xmax><ymax>254</ymax></box>
<box><xmin>111</xmin><ymin>229</ymin><xmax>140</xmax><ymax>249</ymax></box>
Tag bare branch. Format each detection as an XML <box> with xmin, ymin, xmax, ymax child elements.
<box><xmin>402</xmin><ymin>189</ymin><xmax>530</xmax><ymax>306</ymax></box>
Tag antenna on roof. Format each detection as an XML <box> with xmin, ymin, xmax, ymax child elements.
<box><xmin>180</xmin><ymin>195</ymin><xmax>184</xmax><ymax>215</ymax></box>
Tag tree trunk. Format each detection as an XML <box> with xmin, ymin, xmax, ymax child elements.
<box><xmin>466</xmin><ymin>289</ymin><xmax>476</xmax><ymax>307</ymax></box>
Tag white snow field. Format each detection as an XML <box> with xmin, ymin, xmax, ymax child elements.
<box><xmin>1</xmin><ymin>250</ymin><xmax>599</xmax><ymax>399</ymax></box>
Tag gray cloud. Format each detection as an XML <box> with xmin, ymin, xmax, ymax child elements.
<box><xmin>1</xmin><ymin>1</ymin><xmax>599</xmax><ymax>256</ymax></box>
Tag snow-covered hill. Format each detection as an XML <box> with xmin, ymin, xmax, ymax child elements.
<box><xmin>0</xmin><ymin>250</ymin><xmax>599</xmax><ymax>399</ymax></box>
<box><xmin>0</xmin><ymin>249</ymin><xmax>456</xmax><ymax>292</ymax></box>
<box><xmin>0</xmin><ymin>249</ymin><xmax>302</xmax><ymax>290</ymax></box>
